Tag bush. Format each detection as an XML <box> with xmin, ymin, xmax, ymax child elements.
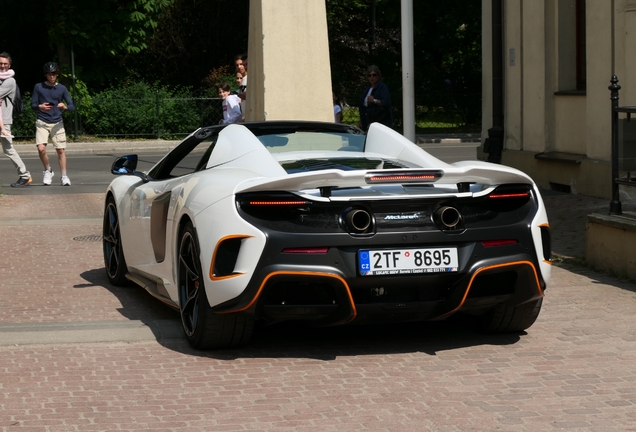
<box><xmin>79</xmin><ymin>81</ymin><xmax>218</xmax><ymax>139</ymax></box>
<box><xmin>11</xmin><ymin>91</ymin><xmax>38</xmax><ymax>139</ymax></box>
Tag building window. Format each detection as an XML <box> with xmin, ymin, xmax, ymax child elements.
<box><xmin>556</xmin><ymin>0</ymin><xmax>586</xmax><ymax>93</ymax></box>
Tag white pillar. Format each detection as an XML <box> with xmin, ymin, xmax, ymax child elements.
<box><xmin>246</xmin><ymin>0</ymin><xmax>333</xmax><ymax>122</ymax></box>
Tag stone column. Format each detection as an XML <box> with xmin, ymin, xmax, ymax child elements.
<box><xmin>245</xmin><ymin>0</ymin><xmax>333</xmax><ymax>122</ymax></box>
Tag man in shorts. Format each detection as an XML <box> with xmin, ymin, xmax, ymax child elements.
<box><xmin>32</xmin><ymin>61</ymin><xmax>75</xmax><ymax>186</ymax></box>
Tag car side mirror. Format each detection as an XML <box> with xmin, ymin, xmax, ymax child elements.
<box><xmin>112</xmin><ymin>155</ymin><xmax>138</xmax><ymax>174</ymax></box>
<box><xmin>111</xmin><ymin>155</ymin><xmax>150</xmax><ymax>182</ymax></box>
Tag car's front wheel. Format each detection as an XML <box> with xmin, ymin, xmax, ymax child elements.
<box><xmin>178</xmin><ymin>222</ymin><xmax>254</xmax><ymax>349</ymax></box>
<box><xmin>477</xmin><ymin>298</ymin><xmax>543</xmax><ymax>333</ymax></box>
<box><xmin>103</xmin><ymin>195</ymin><xmax>129</xmax><ymax>286</ymax></box>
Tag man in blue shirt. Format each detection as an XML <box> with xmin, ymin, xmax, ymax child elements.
<box><xmin>31</xmin><ymin>62</ymin><xmax>75</xmax><ymax>186</ymax></box>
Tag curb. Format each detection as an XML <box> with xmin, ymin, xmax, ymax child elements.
<box><xmin>10</xmin><ymin>135</ymin><xmax>481</xmax><ymax>157</ymax></box>
<box><xmin>11</xmin><ymin>140</ymin><xmax>180</xmax><ymax>157</ymax></box>
<box><xmin>0</xmin><ymin>319</ymin><xmax>183</xmax><ymax>346</ymax></box>
<box><xmin>416</xmin><ymin>134</ymin><xmax>481</xmax><ymax>144</ymax></box>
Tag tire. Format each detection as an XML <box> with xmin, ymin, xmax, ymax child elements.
<box><xmin>477</xmin><ymin>298</ymin><xmax>543</xmax><ymax>333</ymax></box>
<box><xmin>103</xmin><ymin>195</ymin><xmax>129</xmax><ymax>286</ymax></box>
<box><xmin>178</xmin><ymin>222</ymin><xmax>254</xmax><ymax>349</ymax></box>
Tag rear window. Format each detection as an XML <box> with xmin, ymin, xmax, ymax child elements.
<box><xmin>257</xmin><ymin>132</ymin><xmax>365</xmax><ymax>153</ymax></box>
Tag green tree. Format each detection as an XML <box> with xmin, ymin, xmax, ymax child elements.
<box><xmin>47</xmin><ymin>0</ymin><xmax>174</xmax><ymax>83</ymax></box>
<box><xmin>326</xmin><ymin>0</ymin><xmax>481</xmax><ymax>129</ymax></box>
<box><xmin>1</xmin><ymin>0</ymin><xmax>175</xmax><ymax>90</ymax></box>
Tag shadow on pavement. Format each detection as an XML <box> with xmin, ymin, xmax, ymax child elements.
<box><xmin>158</xmin><ymin>318</ymin><xmax>524</xmax><ymax>361</ymax></box>
<box><xmin>80</xmin><ymin>266</ymin><xmax>524</xmax><ymax>359</ymax></box>
<box><xmin>78</xmin><ymin>267</ymin><xmax>179</xmax><ymax>321</ymax></box>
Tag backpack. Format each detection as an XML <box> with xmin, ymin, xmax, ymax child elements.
<box><xmin>6</xmin><ymin>84</ymin><xmax>24</xmax><ymax>117</ymax></box>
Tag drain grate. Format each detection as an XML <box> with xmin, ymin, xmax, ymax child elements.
<box><xmin>73</xmin><ymin>234</ymin><xmax>103</xmax><ymax>242</ymax></box>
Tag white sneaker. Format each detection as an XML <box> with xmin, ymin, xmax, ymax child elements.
<box><xmin>43</xmin><ymin>169</ymin><xmax>54</xmax><ymax>185</ymax></box>
<box><xmin>61</xmin><ymin>175</ymin><xmax>71</xmax><ymax>186</ymax></box>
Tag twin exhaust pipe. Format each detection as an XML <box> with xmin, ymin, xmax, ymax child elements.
<box><xmin>342</xmin><ymin>205</ymin><xmax>462</xmax><ymax>234</ymax></box>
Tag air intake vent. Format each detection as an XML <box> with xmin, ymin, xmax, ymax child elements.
<box><xmin>540</xmin><ymin>225</ymin><xmax>552</xmax><ymax>261</ymax></box>
<box><xmin>213</xmin><ymin>238</ymin><xmax>242</xmax><ymax>277</ymax></box>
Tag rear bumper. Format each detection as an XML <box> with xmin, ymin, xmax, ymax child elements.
<box><xmin>216</xmin><ymin>246</ymin><xmax>545</xmax><ymax>326</ymax></box>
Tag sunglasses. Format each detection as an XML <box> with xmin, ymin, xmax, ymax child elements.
<box><xmin>368</xmin><ymin>73</ymin><xmax>378</xmax><ymax>77</ymax></box>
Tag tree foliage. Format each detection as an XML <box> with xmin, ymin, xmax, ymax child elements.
<box><xmin>1</xmin><ymin>0</ymin><xmax>481</xmax><ymax>127</ymax></box>
<box><xmin>46</xmin><ymin>0</ymin><xmax>174</xmax><ymax>58</ymax></box>
<box><xmin>325</xmin><ymin>0</ymin><xmax>481</xmax><ymax>126</ymax></box>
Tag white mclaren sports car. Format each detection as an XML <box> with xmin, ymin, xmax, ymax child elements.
<box><xmin>103</xmin><ymin>121</ymin><xmax>551</xmax><ymax>349</ymax></box>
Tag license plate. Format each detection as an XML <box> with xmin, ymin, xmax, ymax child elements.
<box><xmin>358</xmin><ymin>247</ymin><xmax>459</xmax><ymax>276</ymax></box>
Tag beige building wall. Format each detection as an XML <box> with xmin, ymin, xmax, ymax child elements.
<box><xmin>246</xmin><ymin>0</ymin><xmax>333</xmax><ymax>122</ymax></box>
<box><xmin>624</xmin><ymin>2</ymin><xmax>636</xmax><ymax>104</ymax></box>
<box><xmin>481</xmin><ymin>0</ymin><xmax>635</xmax><ymax>199</ymax></box>
<box><xmin>521</xmin><ymin>1</ymin><xmax>546</xmax><ymax>154</ymax></box>
<box><xmin>504</xmin><ymin>0</ymin><xmax>522</xmax><ymax>151</ymax></box>
<box><xmin>585</xmin><ymin>1</ymin><xmax>613</xmax><ymax>161</ymax></box>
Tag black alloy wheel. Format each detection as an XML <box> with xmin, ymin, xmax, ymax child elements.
<box><xmin>178</xmin><ymin>222</ymin><xmax>254</xmax><ymax>349</ymax></box>
<box><xmin>178</xmin><ymin>224</ymin><xmax>203</xmax><ymax>339</ymax></box>
<box><xmin>103</xmin><ymin>195</ymin><xmax>129</xmax><ymax>286</ymax></box>
<box><xmin>478</xmin><ymin>298</ymin><xmax>543</xmax><ymax>333</ymax></box>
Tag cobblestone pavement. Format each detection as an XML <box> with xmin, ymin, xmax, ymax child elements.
<box><xmin>1</xmin><ymin>192</ymin><xmax>636</xmax><ymax>431</ymax></box>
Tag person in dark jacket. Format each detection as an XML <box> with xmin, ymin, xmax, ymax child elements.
<box><xmin>358</xmin><ymin>65</ymin><xmax>392</xmax><ymax>132</ymax></box>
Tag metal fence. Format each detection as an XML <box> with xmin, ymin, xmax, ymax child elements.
<box><xmin>12</xmin><ymin>96</ymin><xmax>225</xmax><ymax>141</ymax></box>
<box><xmin>11</xmin><ymin>92</ymin><xmax>480</xmax><ymax>141</ymax></box>
<box><xmin>609</xmin><ymin>75</ymin><xmax>636</xmax><ymax>215</ymax></box>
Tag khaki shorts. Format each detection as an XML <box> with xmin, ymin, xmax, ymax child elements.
<box><xmin>35</xmin><ymin>119</ymin><xmax>67</xmax><ymax>149</ymax></box>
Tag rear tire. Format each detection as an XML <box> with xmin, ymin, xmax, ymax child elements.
<box><xmin>178</xmin><ymin>222</ymin><xmax>253</xmax><ymax>349</ymax></box>
<box><xmin>103</xmin><ymin>195</ymin><xmax>129</xmax><ymax>286</ymax></box>
<box><xmin>477</xmin><ymin>298</ymin><xmax>543</xmax><ymax>333</ymax></box>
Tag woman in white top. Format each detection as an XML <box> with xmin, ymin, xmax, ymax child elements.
<box><xmin>217</xmin><ymin>83</ymin><xmax>242</xmax><ymax>124</ymax></box>
<box><xmin>333</xmin><ymin>91</ymin><xmax>342</xmax><ymax>123</ymax></box>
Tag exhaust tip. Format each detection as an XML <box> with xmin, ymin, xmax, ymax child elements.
<box><xmin>433</xmin><ymin>206</ymin><xmax>461</xmax><ymax>230</ymax></box>
<box><xmin>343</xmin><ymin>207</ymin><xmax>373</xmax><ymax>234</ymax></box>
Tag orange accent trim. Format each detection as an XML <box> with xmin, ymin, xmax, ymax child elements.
<box><xmin>209</xmin><ymin>235</ymin><xmax>252</xmax><ymax>281</ymax></box>
<box><xmin>217</xmin><ymin>271</ymin><xmax>357</xmax><ymax>321</ymax></box>
<box><xmin>543</xmin><ymin>260</ymin><xmax>552</xmax><ymax>265</ymax></box>
<box><xmin>437</xmin><ymin>260</ymin><xmax>543</xmax><ymax>319</ymax></box>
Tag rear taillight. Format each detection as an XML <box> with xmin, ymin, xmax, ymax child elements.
<box><xmin>248</xmin><ymin>199</ymin><xmax>309</xmax><ymax>206</ymax></box>
<box><xmin>239</xmin><ymin>192</ymin><xmax>312</xmax><ymax>208</ymax></box>
<box><xmin>365</xmin><ymin>170</ymin><xmax>443</xmax><ymax>184</ymax></box>
<box><xmin>282</xmin><ymin>247</ymin><xmax>329</xmax><ymax>254</ymax></box>
<box><xmin>488</xmin><ymin>192</ymin><xmax>530</xmax><ymax>199</ymax></box>
<box><xmin>481</xmin><ymin>239</ymin><xmax>518</xmax><ymax>247</ymax></box>
<box><xmin>487</xmin><ymin>184</ymin><xmax>532</xmax><ymax>200</ymax></box>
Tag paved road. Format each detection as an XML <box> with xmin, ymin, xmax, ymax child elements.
<box><xmin>0</xmin><ymin>154</ymin><xmax>162</xmax><ymax>194</ymax></box>
<box><xmin>2</xmin><ymin>144</ymin><xmax>636</xmax><ymax>430</ymax></box>
<box><xmin>0</xmin><ymin>143</ymin><xmax>480</xmax><ymax>194</ymax></box>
